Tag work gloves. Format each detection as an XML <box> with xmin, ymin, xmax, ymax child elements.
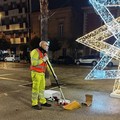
<box><xmin>43</xmin><ymin>55</ymin><xmax>48</xmax><ymax>62</ymax></box>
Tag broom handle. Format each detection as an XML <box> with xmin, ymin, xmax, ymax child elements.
<box><xmin>46</xmin><ymin>60</ymin><xmax>66</xmax><ymax>101</ymax></box>
<box><xmin>46</xmin><ymin>60</ymin><xmax>60</xmax><ymax>87</ymax></box>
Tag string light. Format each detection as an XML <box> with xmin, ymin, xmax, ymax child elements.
<box><xmin>76</xmin><ymin>0</ymin><xmax>120</xmax><ymax>98</ymax></box>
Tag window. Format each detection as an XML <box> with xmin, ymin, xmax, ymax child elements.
<box><xmin>21</xmin><ymin>38</ymin><xmax>24</xmax><ymax>43</ymax></box>
<box><xmin>19</xmin><ymin>8</ymin><xmax>22</xmax><ymax>13</ymax></box>
<box><xmin>58</xmin><ymin>23</ymin><xmax>64</xmax><ymax>37</ymax></box>
<box><xmin>6</xmin><ymin>25</ymin><xmax>9</xmax><ymax>29</ymax></box>
<box><xmin>5</xmin><ymin>11</ymin><xmax>8</xmax><ymax>16</ymax></box>
<box><xmin>4</xmin><ymin>18</ymin><xmax>10</xmax><ymax>25</ymax></box>
<box><xmin>13</xmin><ymin>2</ymin><xmax>16</xmax><ymax>8</ymax></box>
<box><xmin>3</xmin><ymin>4</ymin><xmax>8</xmax><ymax>11</ymax></box>
<box><xmin>12</xmin><ymin>17</ymin><xmax>18</xmax><ymax>23</ymax></box>
<box><xmin>9</xmin><ymin>17</ymin><xmax>12</xmax><ymax>24</ymax></box>
<box><xmin>19</xmin><ymin>23</ymin><xmax>23</xmax><ymax>28</ymax></box>
<box><xmin>13</xmin><ymin>17</ymin><xmax>16</xmax><ymax>22</ymax></box>
<box><xmin>0</xmin><ymin>6</ymin><xmax>3</xmax><ymax>11</ymax></box>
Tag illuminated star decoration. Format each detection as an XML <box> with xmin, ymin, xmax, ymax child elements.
<box><xmin>76</xmin><ymin>0</ymin><xmax>120</xmax><ymax>98</ymax></box>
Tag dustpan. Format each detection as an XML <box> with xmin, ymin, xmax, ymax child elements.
<box><xmin>63</xmin><ymin>100</ymin><xmax>81</xmax><ymax>110</ymax></box>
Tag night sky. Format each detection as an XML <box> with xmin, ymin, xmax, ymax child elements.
<box><xmin>31</xmin><ymin>0</ymin><xmax>90</xmax><ymax>12</ymax></box>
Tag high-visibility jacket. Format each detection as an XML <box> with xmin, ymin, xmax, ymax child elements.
<box><xmin>30</xmin><ymin>49</ymin><xmax>47</xmax><ymax>73</ymax></box>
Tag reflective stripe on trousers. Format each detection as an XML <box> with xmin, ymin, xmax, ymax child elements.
<box><xmin>31</xmin><ymin>71</ymin><xmax>46</xmax><ymax>106</ymax></box>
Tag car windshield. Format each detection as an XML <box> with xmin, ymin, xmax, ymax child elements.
<box><xmin>82</xmin><ymin>55</ymin><xmax>99</xmax><ymax>59</ymax></box>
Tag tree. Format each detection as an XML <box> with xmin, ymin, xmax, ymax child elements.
<box><xmin>19</xmin><ymin>43</ymin><xmax>28</xmax><ymax>51</ymax></box>
<box><xmin>67</xmin><ymin>38</ymin><xmax>84</xmax><ymax>58</ymax></box>
<box><xmin>29</xmin><ymin>36</ymin><xmax>41</xmax><ymax>50</ymax></box>
<box><xmin>19</xmin><ymin>43</ymin><xmax>30</xmax><ymax>61</ymax></box>
<box><xmin>49</xmin><ymin>38</ymin><xmax>62</xmax><ymax>52</ymax></box>
<box><xmin>49</xmin><ymin>38</ymin><xmax>62</xmax><ymax>59</ymax></box>
<box><xmin>0</xmin><ymin>33</ymin><xmax>11</xmax><ymax>50</ymax></box>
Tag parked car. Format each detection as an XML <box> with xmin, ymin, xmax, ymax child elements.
<box><xmin>107</xmin><ymin>58</ymin><xmax>119</xmax><ymax>67</ymax></box>
<box><xmin>57</xmin><ymin>56</ymin><xmax>74</xmax><ymax>64</ymax></box>
<box><xmin>100</xmin><ymin>51</ymin><xmax>119</xmax><ymax>67</ymax></box>
<box><xmin>75</xmin><ymin>55</ymin><xmax>100</xmax><ymax>66</ymax></box>
<box><xmin>4</xmin><ymin>54</ymin><xmax>20</xmax><ymax>62</ymax></box>
<box><xmin>75</xmin><ymin>55</ymin><xmax>119</xmax><ymax>67</ymax></box>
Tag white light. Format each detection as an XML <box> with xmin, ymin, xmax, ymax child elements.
<box><xmin>76</xmin><ymin>0</ymin><xmax>120</xmax><ymax>96</ymax></box>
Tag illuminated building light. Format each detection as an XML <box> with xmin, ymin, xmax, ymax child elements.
<box><xmin>76</xmin><ymin>0</ymin><xmax>120</xmax><ymax>98</ymax></box>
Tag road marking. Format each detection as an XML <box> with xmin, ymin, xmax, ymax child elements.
<box><xmin>0</xmin><ymin>77</ymin><xmax>27</xmax><ymax>82</ymax></box>
<box><xmin>0</xmin><ymin>68</ymin><xmax>29</xmax><ymax>72</ymax></box>
<box><xmin>0</xmin><ymin>74</ymin><xmax>13</xmax><ymax>76</ymax></box>
<box><xmin>0</xmin><ymin>89</ymin><xmax>27</xmax><ymax>97</ymax></box>
<box><xmin>19</xmin><ymin>82</ymin><xmax>32</xmax><ymax>87</ymax></box>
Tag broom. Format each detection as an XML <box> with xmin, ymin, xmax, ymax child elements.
<box><xmin>46</xmin><ymin>60</ymin><xmax>81</xmax><ymax>110</ymax></box>
<box><xmin>46</xmin><ymin>60</ymin><xmax>69</xmax><ymax>105</ymax></box>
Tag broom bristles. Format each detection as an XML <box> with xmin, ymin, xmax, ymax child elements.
<box><xmin>63</xmin><ymin>100</ymin><xmax>81</xmax><ymax>110</ymax></box>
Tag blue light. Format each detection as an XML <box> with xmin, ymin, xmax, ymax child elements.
<box><xmin>93</xmin><ymin>70</ymin><xmax>105</xmax><ymax>79</ymax></box>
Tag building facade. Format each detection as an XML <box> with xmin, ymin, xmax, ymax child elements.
<box><xmin>31</xmin><ymin>7</ymin><xmax>74</xmax><ymax>39</ymax></box>
<box><xmin>31</xmin><ymin>7</ymin><xmax>75</xmax><ymax>58</ymax></box>
<box><xmin>0</xmin><ymin>0</ymin><xmax>87</xmax><ymax>58</ymax></box>
<box><xmin>0</xmin><ymin>0</ymin><xmax>30</xmax><ymax>45</ymax></box>
<box><xmin>31</xmin><ymin>5</ymin><xmax>84</xmax><ymax>58</ymax></box>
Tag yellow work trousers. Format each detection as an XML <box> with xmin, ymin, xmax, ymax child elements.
<box><xmin>31</xmin><ymin>71</ymin><xmax>46</xmax><ymax>106</ymax></box>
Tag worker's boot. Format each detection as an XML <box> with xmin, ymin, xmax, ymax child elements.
<box><xmin>32</xmin><ymin>104</ymin><xmax>42</xmax><ymax>110</ymax></box>
<box><xmin>85</xmin><ymin>94</ymin><xmax>93</xmax><ymax>106</ymax></box>
<box><xmin>41</xmin><ymin>102</ymin><xmax>51</xmax><ymax>107</ymax></box>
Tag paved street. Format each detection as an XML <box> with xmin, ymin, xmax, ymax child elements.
<box><xmin>0</xmin><ymin>62</ymin><xmax>120</xmax><ymax>120</ymax></box>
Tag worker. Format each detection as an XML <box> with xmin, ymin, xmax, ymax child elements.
<box><xmin>30</xmin><ymin>41</ymin><xmax>55</xmax><ymax>110</ymax></box>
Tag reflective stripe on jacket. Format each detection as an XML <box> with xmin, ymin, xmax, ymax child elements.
<box><xmin>30</xmin><ymin>49</ymin><xmax>47</xmax><ymax>73</ymax></box>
